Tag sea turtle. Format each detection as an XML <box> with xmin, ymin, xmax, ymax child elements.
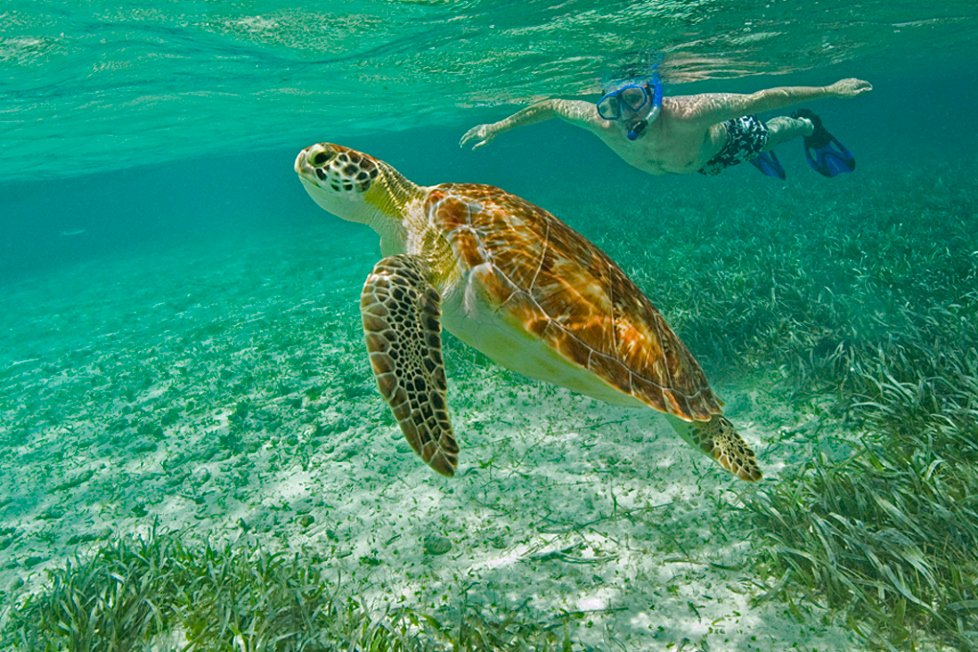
<box><xmin>294</xmin><ymin>143</ymin><xmax>761</xmax><ymax>481</ymax></box>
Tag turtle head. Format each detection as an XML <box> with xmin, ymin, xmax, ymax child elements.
<box><xmin>295</xmin><ymin>143</ymin><xmax>417</xmax><ymax>229</ymax></box>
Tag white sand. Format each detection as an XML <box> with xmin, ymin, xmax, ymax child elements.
<box><xmin>0</xmin><ymin>229</ymin><xmax>863</xmax><ymax>650</ymax></box>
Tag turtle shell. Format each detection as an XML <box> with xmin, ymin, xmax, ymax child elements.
<box><xmin>426</xmin><ymin>183</ymin><xmax>722</xmax><ymax>422</ymax></box>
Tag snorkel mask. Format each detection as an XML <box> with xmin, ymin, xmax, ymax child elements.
<box><xmin>596</xmin><ymin>74</ymin><xmax>663</xmax><ymax>140</ymax></box>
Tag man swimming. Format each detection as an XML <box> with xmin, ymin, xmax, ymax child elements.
<box><xmin>460</xmin><ymin>77</ymin><xmax>872</xmax><ymax>179</ymax></box>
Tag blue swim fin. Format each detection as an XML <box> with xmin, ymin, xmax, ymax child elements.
<box><xmin>750</xmin><ymin>150</ymin><xmax>786</xmax><ymax>180</ymax></box>
<box><xmin>794</xmin><ymin>109</ymin><xmax>855</xmax><ymax>177</ymax></box>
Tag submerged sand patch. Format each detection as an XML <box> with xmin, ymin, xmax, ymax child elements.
<box><xmin>0</xmin><ymin>225</ymin><xmax>859</xmax><ymax>649</ymax></box>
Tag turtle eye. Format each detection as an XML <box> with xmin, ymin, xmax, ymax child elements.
<box><xmin>312</xmin><ymin>151</ymin><xmax>333</xmax><ymax>166</ymax></box>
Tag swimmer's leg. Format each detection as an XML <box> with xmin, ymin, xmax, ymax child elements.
<box><xmin>763</xmin><ymin>115</ymin><xmax>813</xmax><ymax>150</ymax></box>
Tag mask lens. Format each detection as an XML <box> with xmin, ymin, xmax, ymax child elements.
<box><xmin>620</xmin><ymin>86</ymin><xmax>648</xmax><ymax>112</ymax></box>
<box><xmin>596</xmin><ymin>95</ymin><xmax>620</xmax><ymax>120</ymax></box>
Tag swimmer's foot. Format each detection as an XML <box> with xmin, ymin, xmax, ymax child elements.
<box><xmin>750</xmin><ymin>150</ymin><xmax>786</xmax><ymax>180</ymax></box>
<box><xmin>793</xmin><ymin>109</ymin><xmax>855</xmax><ymax>177</ymax></box>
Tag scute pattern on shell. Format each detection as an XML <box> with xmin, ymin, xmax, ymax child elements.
<box><xmin>428</xmin><ymin>183</ymin><xmax>722</xmax><ymax>422</ymax></box>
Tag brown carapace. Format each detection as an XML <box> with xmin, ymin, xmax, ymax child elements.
<box><xmin>295</xmin><ymin>142</ymin><xmax>761</xmax><ymax>482</ymax></box>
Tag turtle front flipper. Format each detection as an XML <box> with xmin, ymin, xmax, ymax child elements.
<box><xmin>667</xmin><ymin>415</ymin><xmax>762</xmax><ymax>482</ymax></box>
<box><xmin>361</xmin><ymin>254</ymin><xmax>459</xmax><ymax>476</ymax></box>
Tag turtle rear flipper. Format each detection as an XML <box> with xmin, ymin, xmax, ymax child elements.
<box><xmin>361</xmin><ymin>254</ymin><xmax>459</xmax><ymax>476</ymax></box>
<box><xmin>668</xmin><ymin>415</ymin><xmax>761</xmax><ymax>481</ymax></box>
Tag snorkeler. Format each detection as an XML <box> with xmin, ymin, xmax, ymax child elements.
<box><xmin>460</xmin><ymin>77</ymin><xmax>872</xmax><ymax>179</ymax></box>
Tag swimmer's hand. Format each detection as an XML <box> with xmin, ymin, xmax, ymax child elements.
<box><xmin>460</xmin><ymin>123</ymin><xmax>499</xmax><ymax>150</ymax></box>
<box><xmin>830</xmin><ymin>78</ymin><xmax>873</xmax><ymax>98</ymax></box>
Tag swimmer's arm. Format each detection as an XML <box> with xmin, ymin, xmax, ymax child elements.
<box><xmin>460</xmin><ymin>99</ymin><xmax>603</xmax><ymax>149</ymax></box>
<box><xmin>676</xmin><ymin>78</ymin><xmax>873</xmax><ymax>126</ymax></box>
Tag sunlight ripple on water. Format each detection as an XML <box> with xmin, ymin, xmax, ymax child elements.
<box><xmin>1</xmin><ymin>0</ymin><xmax>976</xmax><ymax>180</ymax></box>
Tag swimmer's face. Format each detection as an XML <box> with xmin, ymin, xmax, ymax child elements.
<box><xmin>597</xmin><ymin>82</ymin><xmax>652</xmax><ymax>120</ymax></box>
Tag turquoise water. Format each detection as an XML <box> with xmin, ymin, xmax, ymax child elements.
<box><xmin>3</xmin><ymin>2</ymin><xmax>978</xmax><ymax>650</ymax></box>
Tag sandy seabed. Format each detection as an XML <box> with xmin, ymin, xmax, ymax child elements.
<box><xmin>0</xmin><ymin>225</ymin><xmax>860</xmax><ymax>650</ymax></box>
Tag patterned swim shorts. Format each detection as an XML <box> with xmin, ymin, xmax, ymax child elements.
<box><xmin>698</xmin><ymin>115</ymin><xmax>769</xmax><ymax>176</ymax></box>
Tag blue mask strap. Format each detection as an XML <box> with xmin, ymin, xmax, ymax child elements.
<box><xmin>651</xmin><ymin>74</ymin><xmax>663</xmax><ymax>110</ymax></box>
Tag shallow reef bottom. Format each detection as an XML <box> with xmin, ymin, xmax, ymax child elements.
<box><xmin>2</xmin><ymin>161</ymin><xmax>977</xmax><ymax>650</ymax></box>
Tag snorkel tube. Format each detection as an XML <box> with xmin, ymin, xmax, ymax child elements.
<box><xmin>626</xmin><ymin>73</ymin><xmax>663</xmax><ymax>141</ymax></box>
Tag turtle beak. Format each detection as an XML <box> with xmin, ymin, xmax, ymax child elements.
<box><xmin>294</xmin><ymin>147</ymin><xmax>318</xmax><ymax>180</ymax></box>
